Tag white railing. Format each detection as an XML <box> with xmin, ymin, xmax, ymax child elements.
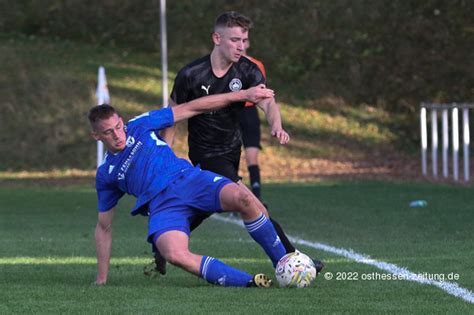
<box><xmin>420</xmin><ymin>103</ymin><xmax>473</xmax><ymax>182</ymax></box>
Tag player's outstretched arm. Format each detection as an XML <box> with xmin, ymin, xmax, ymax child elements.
<box><xmin>171</xmin><ymin>84</ymin><xmax>274</xmax><ymax>123</ymax></box>
<box><xmin>95</xmin><ymin>209</ymin><xmax>115</xmax><ymax>285</ymax></box>
<box><xmin>160</xmin><ymin>99</ymin><xmax>178</xmax><ymax>147</ymax></box>
<box><xmin>257</xmin><ymin>97</ymin><xmax>290</xmax><ymax>144</ymax></box>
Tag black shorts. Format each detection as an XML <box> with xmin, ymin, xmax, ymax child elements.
<box><xmin>239</xmin><ymin>106</ymin><xmax>261</xmax><ymax>149</ymax></box>
<box><xmin>191</xmin><ymin>151</ymin><xmax>241</xmax><ymax>182</ymax></box>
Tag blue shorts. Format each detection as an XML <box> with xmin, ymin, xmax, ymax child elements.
<box><xmin>147</xmin><ymin>167</ymin><xmax>233</xmax><ymax>244</ymax></box>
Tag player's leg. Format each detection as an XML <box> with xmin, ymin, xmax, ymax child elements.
<box><xmin>240</xmin><ymin>106</ymin><xmax>263</xmax><ymax>199</ymax></box>
<box><xmin>175</xmin><ymin>168</ymin><xmax>284</xmax><ymax>267</ymax></box>
<box><xmin>244</xmin><ymin>147</ymin><xmax>261</xmax><ymax>198</ymax></box>
<box><xmin>154</xmin><ymin>230</ymin><xmax>201</xmax><ymax>274</ymax></box>
<box><xmin>149</xmin><ymin>212</ymin><xmax>212</xmax><ymax>275</ymax></box>
<box><xmin>236</xmin><ymin>181</ymin><xmax>325</xmax><ymax>274</ymax></box>
<box><xmin>147</xmin><ymin>168</ymin><xmax>273</xmax><ymax>287</ymax></box>
<box><xmin>219</xmin><ymin>182</ymin><xmax>285</xmax><ymax>266</ymax></box>
<box><xmin>153</xmin><ymin>228</ymin><xmax>271</xmax><ymax>287</ymax></box>
<box><xmin>236</xmin><ymin>181</ymin><xmax>295</xmax><ymax>252</ymax></box>
<box><xmin>240</xmin><ymin>107</ymin><xmax>325</xmax><ymax>273</ymax></box>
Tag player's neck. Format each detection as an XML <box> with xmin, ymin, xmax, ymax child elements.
<box><xmin>210</xmin><ymin>50</ymin><xmax>233</xmax><ymax>78</ymax></box>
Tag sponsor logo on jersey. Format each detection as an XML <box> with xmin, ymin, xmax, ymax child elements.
<box><xmin>213</xmin><ymin>176</ymin><xmax>223</xmax><ymax>182</ymax></box>
<box><xmin>229</xmin><ymin>78</ymin><xmax>242</xmax><ymax>92</ymax></box>
<box><xmin>201</xmin><ymin>85</ymin><xmax>211</xmax><ymax>95</ymax></box>
<box><xmin>126</xmin><ymin>136</ymin><xmax>135</xmax><ymax>147</ymax></box>
<box><xmin>117</xmin><ymin>140</ymin><xmax>143</xmax><ymax>181</ymax></box>
<box><xmin>108</xmin><ymin>165</ymin><xmax>115</xmax><ymax>174</ymax></box>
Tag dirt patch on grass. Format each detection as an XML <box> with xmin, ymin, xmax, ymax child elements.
<box><xmin>254</xmin><ymin>152</ymin><xmax>423</xmax><ymax>183</ymax></box>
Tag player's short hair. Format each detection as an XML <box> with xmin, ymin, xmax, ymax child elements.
<box><xmin>88</xmin><ymin>104</ymin><xmax>119</xmax><ymax>129</ymax></box>
<box><xmin>214</xmin><ymin>11</ymin><xmax>253</xmax><ymax>32</ymax></box>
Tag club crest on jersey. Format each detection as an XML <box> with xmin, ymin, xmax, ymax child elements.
<box><xmin>126</xmin><ymin>136</ymin><xmax>135</xmax><ymax>147</ymax></box>
<box><xmin>229</xmin><ymin>78</ymin><xmax>242</xmax><ymax>92</ymax></box>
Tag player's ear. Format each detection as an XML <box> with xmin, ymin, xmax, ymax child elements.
<box><xmin>212</xmin><ymin>32</ymin><xmax>221</xmax><ymax>45</ymax></box>
<box><xmin>91</xmin><ymin>130</ymin><xmax>100</xmax><ymax>141</ymax></box>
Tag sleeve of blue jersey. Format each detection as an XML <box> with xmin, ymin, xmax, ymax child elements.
<box><xmin>96</xmin><ymin>170</ymin><xmax>125</xmax><ymax>212</ymax></box>
<box><xmin>127</xmin><ymin>107</ymin><xmax>174</xmax><ymax>131</ymax></box>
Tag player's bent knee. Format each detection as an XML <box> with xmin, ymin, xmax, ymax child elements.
<box><xmin>237</xmin><ymin>190</ymin><xmax>260</xmax><ymax>217</ymax></box>
<box><xmin>163</xmin><ymin>250</ymin><xmax>190</xmax><ymax>267</ymax></box>
<box><xmin>220</xmin><ymin>184</ymin><xmax>261</xmax><ymax>217</ymax></box>
<box><xmin>238</xmin><ymin>190</ymin><xmax>253</xmax><ymax>209</ymax></box>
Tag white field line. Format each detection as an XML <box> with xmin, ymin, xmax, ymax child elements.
<box><xmin>212</xmin><ymin>214</ymin><xmax>474</xmax><ymax>304</ymax></box>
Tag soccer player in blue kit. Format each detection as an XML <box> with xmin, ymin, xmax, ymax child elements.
<box><xmin>90</xmin><ymin>85</ymin><xmax>286</xmax><ymax>287</ymax></box>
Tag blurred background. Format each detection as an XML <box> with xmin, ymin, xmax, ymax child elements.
<box><xmin>0</xmin><ymin>0</ymin><xmax>472</xmax><ymax>181</ymax></box>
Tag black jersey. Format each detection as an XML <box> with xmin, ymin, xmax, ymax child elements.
<box><xmin>171</xmin><ymin>55</ymin><xmax>265</xmax><ymax>162</ymax></box>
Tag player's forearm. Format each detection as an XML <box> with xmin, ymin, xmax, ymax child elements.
<box><xmin>172</xmin><ymin>85</ymin><xmax>274</xmax><ymax>123</ymax></box>
<box><xmin>172</xmin><ymin>92</ymin><xmax>243</xmax><ymax>122</ymax></box>
<box><xmin>95</xmin><ymin>222</ymin><xmax>112</xmax><ymax>284</ymax></box>
<box><xmin>262</xmin><ymin>98</ymin><xmax>283</xmax><ymax>130</ymax></box>
<box><xmin>188</xmin><ymin>91</ymin><xmax>247</xmax><ymax>113</ymax></box>
<box><xmin>260</xmin><ymin>98</ymin><xmax>290</xmax><ymax>144</ymax></box>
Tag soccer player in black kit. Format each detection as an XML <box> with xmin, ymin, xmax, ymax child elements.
<box><xmin>149</xmin><ymin>11</ymin><xmax>323</xmax><ymax>276</ymax></box>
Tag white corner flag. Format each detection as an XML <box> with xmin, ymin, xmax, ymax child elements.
<box><xmin>96</xmin><ymin>66</ymin><xmax>110</xmax><ymax>167</ymax></box>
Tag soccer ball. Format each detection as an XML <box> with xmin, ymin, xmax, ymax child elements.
<box><xmin>275</xmin><ymin>251</ymin><xmax>317</xmax><ymax>288</ymax></box>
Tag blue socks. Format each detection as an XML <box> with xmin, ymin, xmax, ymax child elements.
<box><xmin>198</xmin><ymin>215</ymin><xmax>286</xmax><ymax>287</ymax></box>
<box><xmin>244</xmin><ymin>214</ymin><xmax>286</xmax><ymax>267</ymax></box>
<box><xmin>199</xmin><ymin>256</ymin><xmax>252</xmax><ymax>287</ymax></box>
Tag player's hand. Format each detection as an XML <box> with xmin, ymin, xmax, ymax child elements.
<box><xmin>245</xmin><ymin>84</ymin><xmax>274</xmax><ymax>103</ymax></box>
<box><xmin>271</xmin><ymin>128</ymin><xmax>290</xmax><ymax>144</ymax></box>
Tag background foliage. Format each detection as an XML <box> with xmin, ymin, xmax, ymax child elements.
<box><xmin>3</xmin><ymin>0</ymin><xmax>471</xmax><ymax>104</ymax></box>
<box><xmin>0</xmin><ymin>0</ymin><xmax>472</xmax><ymax>170</ymax></box>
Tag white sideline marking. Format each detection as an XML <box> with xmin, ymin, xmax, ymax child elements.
<box><xmin>212</xmin><ymin>214</ymin><xmax>474</xmax><ymax>304</ymax></box>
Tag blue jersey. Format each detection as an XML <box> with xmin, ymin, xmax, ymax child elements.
<box><xmin>95</xmin><ymin>108</ymin><xmax>192</xmax><ymax>215</ymax></box>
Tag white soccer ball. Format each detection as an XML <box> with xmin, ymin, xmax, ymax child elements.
<box><xmin>275</xmin><ymin>251</ymin><xmax>317</xmax><ymax>288</ymax></box>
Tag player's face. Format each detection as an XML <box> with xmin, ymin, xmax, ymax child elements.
<box><xmin>215</xmin><ymin>26</ymin><xmax>249</xmax><ymax>63</ymax></box>
<box><xmin>92</xmin><ymin>113</ymin><xmax>126</xmax><ymax>153</ymax></box>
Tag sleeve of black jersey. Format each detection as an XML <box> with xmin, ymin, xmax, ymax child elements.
<box><xmin>247</xmin><ymin>63</ymin><xmax>266</xmax><ymax>87</ymax></box>
<box><xmin>170</xmin><ymin>68</ymin><xmax>190</xmax><ymax>105</ymax></box>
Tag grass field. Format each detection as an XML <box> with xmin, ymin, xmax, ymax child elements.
<box><xmin>1</xmin><ymin>181</ymin><xmax>473</xmax><ymax>313</ymax></box>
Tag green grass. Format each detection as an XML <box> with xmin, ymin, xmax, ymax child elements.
<box><xmin>0</xmin><ymin>182</ymin><xmax>473</xmax><ymax>313</ymax></box>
